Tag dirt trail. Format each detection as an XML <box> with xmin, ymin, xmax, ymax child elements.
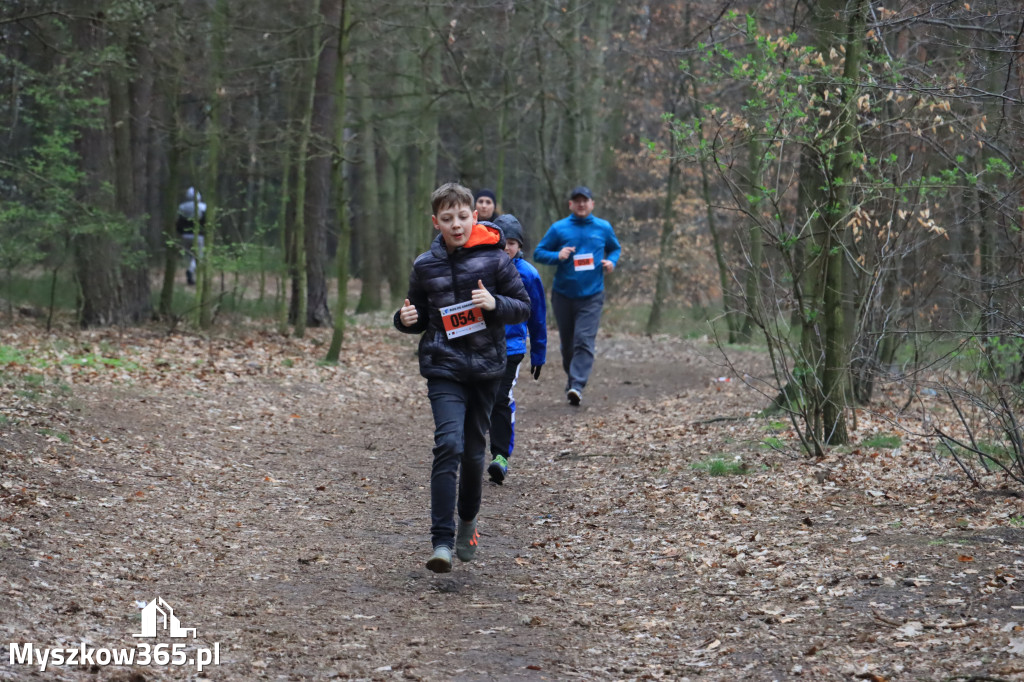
<box><xmin>1</xmin><ymin>327</ymin><xmax>1021</xmax><ymax>681</ymax></box>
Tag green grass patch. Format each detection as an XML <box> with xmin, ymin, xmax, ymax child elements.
<box><xmin>38</xmin><ymin>428</ymin><xmax>70</xmax><ymax>442</ymax></box>
<box><xmin>927</xmin><ymin>538</ymin><xmax>970</xmax><ymax>546</ymax></box>
<box><xmin>1</xmin><ymin>343</ymin><xmax>141</xmax><ymax>373</ymax></box>
<box><xmin>976</xmin><ymin>440</ymin><xmax>1018</xmax><ymax>465</ymax></box>
<box><xmin>23</xmin><ymin>373</ymin><xmax>45</xmax><ymax>387</ymax></box>
<box><xmin>943</xmin><ymin>440</ymin><xmax>1021</xmax><ymax>471</ymax></box>
<box><xmin>862</xmin><ymin>433</ymin><xmax>901</xmax><ymax>449</ymax></box>
<box><xmin>60</xmin><ymin>354</ymin><xmax>141</xmax><ymax>371</ymax></box>
<box><xmin>1009</xmin><ymin>515</ymin><xmax>1024</xmax><ymax>528</ymax></box>
<box><xmin>761</xmin><ymin>436</ymin><xmax>786</xmax><ymax>450</ymax></box>
<box><xmin>0</xmin><ymin>345</ymin><xmax>30</xmax><ymax>365</ymax></box>
<box><xmin>691</xmin><ymin>456</ymin><xmax>749</xmax><ymax>476</ymax></box>
<box><xmin>599</xmin><ymin>301</ymin><xmax>733</xmax><ymax>339</ymax></box>
<box><xmin>0</xmin><ymin>271</ymin><xmax>79</xmax><ymax>312</ymax></box>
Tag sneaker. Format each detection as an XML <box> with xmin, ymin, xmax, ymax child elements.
<box><xmin>567</xmin><ymin>388</ymin><xmax>582</xmax><ymax>406</ymax></box>
<box><xmin>455</xmin><ymin>517</ymin><xmax>479</xmax><ymax>562</ymax></box>
<box><xmin>488</xmin><ymin>455</ymin><xmax>508</xmax><ymax>485</ymax></box>
<box><xmin>426</xmin><ymin>545</ymin><xmax>452</xmax><ymax>573</ymax></box>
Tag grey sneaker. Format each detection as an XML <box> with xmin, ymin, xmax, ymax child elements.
<box><xmin>426</xmin><ymin>545</ymin><xmax>452</xmax><ymax>573</ymax></box>
<box><xmin>455</xmin><ymin>517</ymin><xmax>479</xmax><ymax>562</ymax></box>
<box><xmin>567</xmin><ymin>388</ymin><xmax>582</xmax><ymax>406</ymax></box>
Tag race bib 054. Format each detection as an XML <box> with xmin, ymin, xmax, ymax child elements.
<box><xmin>440</xmin><ymin>300</ymin><xmax>487</xmax><ymax>339</ymax></box>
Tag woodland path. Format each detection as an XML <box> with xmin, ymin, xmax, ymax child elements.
<box><xmin>0</xmin><ymin>324</ymin><xmax>1022</xmax><ymax>681</ymax></box>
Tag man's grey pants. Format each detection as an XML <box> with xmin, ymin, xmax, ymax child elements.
<box><xmin>551</xmin><ymin>290</ymin><xmax>605</xmax><ymax>393</ymax></box>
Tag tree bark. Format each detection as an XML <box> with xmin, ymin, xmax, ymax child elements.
<box><xmin>354</xmin><ymin>36</ymin><xmax>382</xmax><ymax>314</ymax></box>
<box><xmin>326</xmin><ymin>0</ymin><xmax>352</xmax><ymax>362</ymax></box>
<box><xmin>197</xmin><ymin>0</ymin><xmax>228</xmax><ymax>329</ymax></box>
<box><xmin>304</xmin><ymin>0</ymin><xmax>339</xmax><ymax>329</ymax></box>
<box><xmin>290</xmin><ymin>0</ymin><xmax>325</xmax><ymax>338</ymax></box>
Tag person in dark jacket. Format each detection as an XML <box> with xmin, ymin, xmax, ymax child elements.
<box><xmin>486</xmin><ymin>213</ymin><xmax>546</xmax><ymax>485</ymax></box>
<box><xmin>395</xmin><ymin>182</ymin><xmax>531</xmax><ymax>573</ymax></box>
<box><xmin>175</xmin><ymin>186</ymin><xmax>206</xmax><ymax>286</ymax></box>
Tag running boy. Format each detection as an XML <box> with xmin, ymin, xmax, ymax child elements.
<box><xmin>487</xmin><ymin>214</ymin><xmax>546</xmax><ymax>485</ymax></box>
<box><xmin>394</xmin><ymin>182</ymin><xmax>531</xmax><ymax>573</ymax></box>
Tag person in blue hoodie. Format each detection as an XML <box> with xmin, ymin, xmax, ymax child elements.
<box><xmin>487</xmin><ymin>214</ymin><xmax>546</xmax><ymax>484</ymax></box>
<box><xmin>533</xmin><ymin>186</ymin><xmax>621</xmax><ymax>406</ymax></box>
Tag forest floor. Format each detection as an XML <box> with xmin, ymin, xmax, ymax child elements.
<box><xmin>0</xmin><ymin>320</ymin><xmax>1022</xmax><ymax>682</ymax></box>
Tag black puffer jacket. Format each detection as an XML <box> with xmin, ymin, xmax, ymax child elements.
<box><xmin>394</xmin><ymin>223</ymin><xmax>531</xmax><ymax>381</ymax></box>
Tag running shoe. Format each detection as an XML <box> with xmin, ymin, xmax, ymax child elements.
<box><xmin>488</xmin><ymin>455</ymin><xmax>508</xmax><ymax>485</ymax></box>
<box><xmin>455</xmin><ymin>517</ymin><xmax>479</xmax><ymax>562</ymax></box>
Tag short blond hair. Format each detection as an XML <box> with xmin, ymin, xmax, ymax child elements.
<box><xmin>431</xmin><ymin>182</ymin><xmax>474</xmax><ymax>216</ymax></box>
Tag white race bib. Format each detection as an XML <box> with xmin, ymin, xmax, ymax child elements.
<box><xmin>573</xmin><ymin>253</ymin><xmax>596</xmax><ymax>271</ymax></box>
<box><xmin>440</xmin><ymin>300</ymin><xmax>487</xmax><ymax>339</ymax></box>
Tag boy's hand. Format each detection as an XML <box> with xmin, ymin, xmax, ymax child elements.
<box><xmin>602</xmin><ymin>259</ymin><xmax>616</xmax><ymax>273</ymax></box>
<box><xmin>399</xmin><ymin>298</ymin><xmax>418</xmax><ymax>327</ymax></box>
<box><xmin>531</xmin><ymin>365</ymin><xmax>542</xmax><ymax>380</ymax></box>
<box><xmin>472</xmin><ymin>280</ymin><xmax>496</xmax><ymax>311</ymax></box>
<box><xmin>558</xmin><ymin>246</ymin><xmax>577</xmax><ymax>261</ymax></box>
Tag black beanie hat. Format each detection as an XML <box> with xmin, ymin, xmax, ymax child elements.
<box><xmin>474</xmin><ymin>188</ymin><xmax>497</xmax><ymax>204</ymax></box>
<box><xmin>493</xmin><ymin>214</ymin><xmax>525</xmax><ymax>249</ymax></box>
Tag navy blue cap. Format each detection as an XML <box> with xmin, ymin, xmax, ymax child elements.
<box><xmin>569</xmin><ymin>186</ymin><xmax>592</xmax><ymax>200</ymax></box>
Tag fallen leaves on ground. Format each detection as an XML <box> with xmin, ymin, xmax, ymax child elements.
<box><xmin>0</xmin><ymin>322</ymin><xmax>1021</xmax><ymax>681</ymax></box>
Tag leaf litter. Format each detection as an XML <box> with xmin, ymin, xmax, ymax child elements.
<box><xmin>0</xmin><ymin>322</ymin><xmax>1021</xmax><ymax>681</ymax></box>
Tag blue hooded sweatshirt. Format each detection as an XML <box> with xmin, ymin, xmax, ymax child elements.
<box><xmin>492</xmin><ymin>214</ymin><xmax>547</xmax><ymax>368</ymax></box>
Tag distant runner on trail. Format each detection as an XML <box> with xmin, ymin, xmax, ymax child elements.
<box><xmin>533</xmin><ymin>185</ymin><xmax>621</xmax><ymax>407</ymax></box>
<box><xmin>175</xmin><ymin>186</ymin><xmax>206</xmax><ymax>286</ymax></box>
<box><xmin>486</xmin><ymin>213</ymin><xmax>547</xmax><ymax>486</ymax></box>
<box><xmin>394</xmin><ymin>182</ymin><xmax>530</xmax><ymax>574</ymax></box>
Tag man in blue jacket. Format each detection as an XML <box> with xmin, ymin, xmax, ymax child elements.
<box><xmin>533</xmin><ymin>186</ymin><xmax>621</xmax><ymax>406</ymax></box>
<box><xmin>487</xmin><ymin>214</ymin><xmax>546</xmax><ymax>484</ymax></box>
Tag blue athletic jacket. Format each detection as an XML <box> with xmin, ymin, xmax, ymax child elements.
<box><xmin>533</xmin><ymin>214</ymin><xmax>621</xmax><ymax>299</ymax></box>
<box><xmin>505</xmin><ymin>257</ymin><xmax>547</xmax><ymax>368</ymax></box>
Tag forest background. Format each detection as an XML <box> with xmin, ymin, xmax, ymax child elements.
<box><xmin>1</xmin><ymin>0</ymin><xmax>1024</xmax><ymax>465</ymax></box>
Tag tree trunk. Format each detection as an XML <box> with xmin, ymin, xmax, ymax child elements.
<box><xmin>290</xmin><ymin>0</ymin><xmax>325</xmax><ymax>338</ymax></box>
<box><xmin>647</xmin><ymin>96</ymin><xmax>682</xmax><ymax>335</ymax></box>
<box><xmin>197</xmin><ymin>0</ymin><xmax>229</xmax><ymax>329</ymax></box>
<box><xmin>354</xmin><ymin>37</ymin><xmax>382</xmax><ymax>314</ymax></box>
<box><xmin>73</xmin><ymin>8</ymin><xmax>149</xmax><ymax>327</ymax></box>
<box><xmin>304</xmin><ymin>0</ymin><xmax>339</xmax><ymax>329</ymax></box>
<box><xmin>737</xmin><ymin>119</ymin><xmax>764</xmax><ymax>343</ymax></box>
<box><xmin>326</xmin><ymin>0</ymin><xmax>352</xmax><ymax>362</ymax></box>
<box><xmin>821</xmin><ymin>0</ymin><xmax>868</xmax><ymax>446</ymax></box>
<box><xmin>413</xmin><ymin>10</ymin><xmax>442</xmax><ymax>254</ymax></box>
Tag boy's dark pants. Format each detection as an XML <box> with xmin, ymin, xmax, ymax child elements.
<box><xmin>489</xmin><ymin>353</ymin><xmax>524</xmax><ymax>461</ymax></box>
<box><xmin>427</xmin><ymin>376</ymin><xmax>501</xmax><ymax>549</ymax></box>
